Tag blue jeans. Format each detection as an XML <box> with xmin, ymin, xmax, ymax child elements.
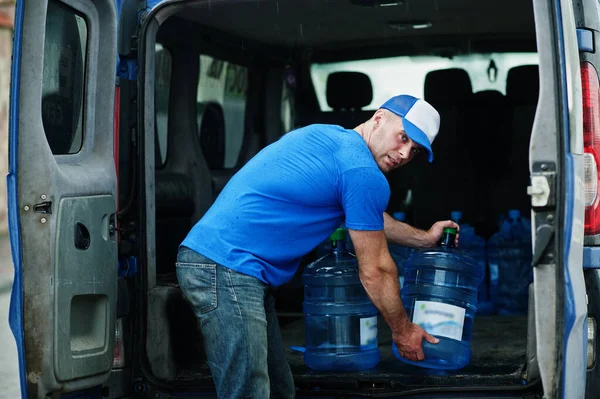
<box><xmin>176</xmin><ymin>247</ymin><xmax>296</xmax><ymax>398</ymax></box>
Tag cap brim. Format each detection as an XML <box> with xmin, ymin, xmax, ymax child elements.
<box><xmin>403</xmin><ymin>118</ymin><xmax>434</xmax><ymax>162</ymax></box>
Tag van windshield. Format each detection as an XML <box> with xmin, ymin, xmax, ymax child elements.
<box><xmin>310</xmin><ymin>52</ymin><xmax>539</xmax><ymax>111</ymax></box>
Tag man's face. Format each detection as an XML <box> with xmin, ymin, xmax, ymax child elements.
<box><xmin>369</xmin><ymin>113</ymin><xmax>423</xmax><ymax>173</ymax></box>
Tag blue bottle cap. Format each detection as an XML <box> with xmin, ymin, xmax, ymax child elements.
<box><xmin>393</xmin><ymin>212</ymin><xmax>406</xmax><ymax>222</ymax></box>
<box><xmin>508</xmin><ymin>209</ymin><xmax>521</xmax><ymax>219</ymax></box>
<box><xmin>450</xmin><ymin>211</ymin><xmax>462</xmax><ymax>222</ymax></box>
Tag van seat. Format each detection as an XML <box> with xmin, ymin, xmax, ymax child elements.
<box><xmin>409</xmin><ymin>68</ymin><xmax>475</xmax><ymax>229</ymax></box>
<box><xmin>464</xmin><ymin>90</ymin><xmax>511</xmax><ymax>235</ymax></box>
<box><xmin>197</xmin><ymin>102</ymin><xmax>226</xmax><ymax>170</ymax></box>
<box><xmin>506</xmin><ymin>65</ymin><xmax>539</xmax><ymax>187</ymax></box>
<box><xmin>311</xmin><ymin>71</ymin><xmax>374</xmax><ymax>128</ymax></box>
<box><xmin>155</xmin><ymin>172</ymin><xmax>195</xmax><ymax>275</ymax></box>
<box><xmin>486</xmin><ymin>65</ymin><xmax>539</xmax><ymax>225</ymax></box>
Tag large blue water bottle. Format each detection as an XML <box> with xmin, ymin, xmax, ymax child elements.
<box><xmin>488</xmin><ymin>210</ymin><xmax>533</xmax><ymax>315</ymax></box>
<box><xmin>303</xmin><ymin>228</ymin><xmax>380</xmax><ymax>371</ymax></box>
<box><xmin>393</xmin><ymin>227</ymin><xmax>483</xmax><ymax>370</ymax></box>
<box><xmin>450</xmin><ymin>211</ymin><xmax>493</xmax><ymax>315</ymax></box>
<box><xmin>388</xmin><ymin>212</ymin><xmax>413</xmax><ymax>288</ymax></box>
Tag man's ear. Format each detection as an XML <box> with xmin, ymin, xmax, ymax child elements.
<box><xmin>373</xmin><ymin>109</ymin><xmax>386</xmax><ymax>126</ymax></box>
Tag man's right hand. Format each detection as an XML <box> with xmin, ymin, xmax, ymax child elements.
<box><xmin>393</xmin><ymin>322</ymin><xmax>439</xmax><ymax>361</ymax></box>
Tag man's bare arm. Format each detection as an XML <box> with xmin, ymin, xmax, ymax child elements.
<box><xmin>383</xmin><ymin>212</ymin><xmax>459</xmax><ymax>249</ymax></box>
<box><xmin>348</xmin><ymin>228</ymin><xmax>438</xmax><ymax>361</ymax></box>
<box><xmin>348</xmin><ymin>228</ymin><xmax>410</xmax><ymax>333</ymax></box>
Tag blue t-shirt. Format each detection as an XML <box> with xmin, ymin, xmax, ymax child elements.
<box><xmin>181</xmin><ymin>124</ymin><xmax>390</xmax><ymax>286</ymax></box>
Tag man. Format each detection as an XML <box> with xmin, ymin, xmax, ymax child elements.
<box><xmin>177</xmin><ymin>94</ymin><xmax>458</xmax><ymax>398</ymax></box>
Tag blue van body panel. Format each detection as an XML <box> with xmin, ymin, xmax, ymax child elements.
<box><xmin>556</xmin><ymin>0</ymin><xmax>587</xmax><ymax>394</ymax></box>
<box><xmin>7</xmin><ymin>0</ymin><xmax>28</xmax><ymax>397</ymax></box>
<box><xmin>563</xmin><ymin>153</ymin><xmax>588</xmax><ymax>397</ymax></box>
<box><xmin>146</xmin><ymin>0</ymin><xmax>163</xmax><ymax>10</ymax></box>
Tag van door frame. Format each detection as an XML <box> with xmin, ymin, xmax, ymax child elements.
<box><xmin>530</xmin><ymin>0</ymin><xmax>587</xmax><ymax>397</ymax></box>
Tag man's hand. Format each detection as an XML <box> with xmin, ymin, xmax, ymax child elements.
<box><xmin>393</xmin><ymin>322</ymin><xmax>439</xmax><ymax>361</ymax></box>
<box><xmin>424</xmin><ymin>220</ymin><xmax>460</xmax><ymax>248</ymax></box>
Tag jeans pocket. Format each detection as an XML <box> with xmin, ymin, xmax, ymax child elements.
<box><xmin>176</xmin><ymin>262</ymin><xmax>217</xmax><ymax>314</ymax></box>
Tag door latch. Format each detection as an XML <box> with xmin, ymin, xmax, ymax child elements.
<box><xmin>33</xmin><ymin>201</ymin><xmax>52</xmax><ymax>215</ymax></box>
<box><xmin>528</xmin><ymin>173</ymin><xmax>554</xmax><ymax>207</ymax></box>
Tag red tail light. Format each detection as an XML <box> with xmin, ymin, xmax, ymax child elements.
<box><xmin>582</xmin><ymin>61</ymin><xmax>600</xmax><ymax>235</ymax></box>
<box><xmin>112</xmin><ymin>317</ymin><xmax>125</xmax><ymax>368</ymax></box>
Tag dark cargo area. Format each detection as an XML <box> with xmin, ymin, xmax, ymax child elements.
<box><xmin>140</xmin><ymin>0</ymin><xmax>542</xmax><ymax>396</ymax></box>
<box><xmin>154</xmin><ymin>288</ymin><xmax>528</xmax><ymax>392</ymax></box>
<box><xmin>282</xmin><ymin>316</ymin><xmax>528</xmax><ymax>388</ymax></box>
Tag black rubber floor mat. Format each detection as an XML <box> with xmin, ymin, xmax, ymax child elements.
<box><xmin>281</xmin><ymin>315</ymin><xmax>529</xmax><ymax>389</ymax></box>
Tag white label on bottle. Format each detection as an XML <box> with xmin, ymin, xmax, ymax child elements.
<box><xmin>412</xmin><ymin>301</ymin><xmax>465</xmax><ymax>341</ymax></box>
<box><xmin>360</xmin><ymin>316</ymin><xmax>378</xmax><ymax>347</ymax></box>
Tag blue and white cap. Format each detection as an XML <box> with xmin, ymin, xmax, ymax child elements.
<box><xmin>380</xmin><ymin>95</ymin><xmax>440</xmax><ymax>162</ymax></box>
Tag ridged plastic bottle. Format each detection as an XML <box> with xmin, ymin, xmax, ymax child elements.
<box><xmin>450</xmin><ymin>211</ymin><xmax>493</xmax><ymax>315</ymax></box>
<box><xmin>393</xmin><ymin>227</ymin><xmax>483</xmax><ymax>370</ymax></box>
<box><xmin>388</xmin><ymin>212</ymin><xmax>413</xmax><ymax>288</ymax></box>
<box><xmin>488</xmin><ymin>210</ymin><xmax>533</xmax><ymax>315</ymax></box>
<box><xmin>303</xmin><ymin>228</ymin><xmax>380</xmax><ymax>371</ymax></box>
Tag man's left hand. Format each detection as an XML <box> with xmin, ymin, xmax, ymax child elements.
<box><xmin>424</xmin><ymin>220</ymin><xmax>460</xmax><ymax>248</ymax></box>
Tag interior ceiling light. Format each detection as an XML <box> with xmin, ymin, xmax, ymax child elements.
<box><xmin>350</xmin><ymin>0</ymin><xmax>405</xmax><ymax>7</ymax></box>
<box><xmin>378</xmin><ymin>0</ymin><xmax>404</xmax><ymax>6</ymax></box>
<box><xmin>387</xmin><ymin>21</ymin><xmax>433</xmax><ymax>31</ymax></box>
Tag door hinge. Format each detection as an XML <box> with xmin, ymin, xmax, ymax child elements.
<box><xmin>532</xmin><ymin>222</ymin><xmax>555</xmax><ymax>266</ymax></box>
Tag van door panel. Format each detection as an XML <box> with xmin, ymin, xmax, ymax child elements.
<box><xmin>54</xmin><ymin>195</ymin><xmax>117</xmax><ymax>381</ymax></box>
<box><xmin>7</xmin><ymin>0</ymin><xmax>119</xmax><ymax>396</ymax></box>
<box><xmin>531</xmin><ymin>0</ymin><xmax>586</xmax><ymax>397</ymax></box>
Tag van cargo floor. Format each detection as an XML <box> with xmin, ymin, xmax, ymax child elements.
<box><xmin>280</xmin><ymin>315</ymin><xmax>529</xmax><ymax>389</ymax></box>
<box><xmin>173</xmin><ymin>314</ymin><xmax>529</xmax><ymax>390</ymax></box>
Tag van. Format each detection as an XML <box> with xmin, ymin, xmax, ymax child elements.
<box><xmin>6</xmin><ymin>0</ymin><xmax>599</xmax><ymax>397</ymax></box>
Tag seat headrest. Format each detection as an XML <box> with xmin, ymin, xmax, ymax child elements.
<box><xmin>424</xmin><ymin>68</ymin><xmax>473</xmax><ymax>106</ymax></box>
<box><xmin>506</xmin><ymin>65</ymin><xmax>539</xmax><ymax>104</ymax></box>
<box><xmin>472</xmin><ymin>89</ymin><xmax>507</xmax><ymax>104</ymax></box>
<box><xmin>198</xmin><ymin>102</ymin><xmax>226</xmax><ymax>169</ymax></box>
<box><xmin>326</xmin><ymin>72</ymin><xmax>373</xmax><ymax>110</ymax></box>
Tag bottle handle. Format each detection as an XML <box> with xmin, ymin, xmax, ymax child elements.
<box><xmin>422</xmin><ymin>340</ymin><xmax>438</xmax><ymax>358</ymax></box>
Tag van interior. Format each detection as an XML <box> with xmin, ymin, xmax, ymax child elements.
<box><xmin>116</xmin><ymin>0</ymin><xmax>542</xmax><ymax>396</ymax></box>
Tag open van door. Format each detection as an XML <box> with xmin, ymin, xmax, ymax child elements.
<box><xmin>530</xmin><ymin>0</ymin><xmax>587</xmax><ymax>397</ymax></box>
<box><xmin>7</xmin><ymin>0</ymin><xmax>120</xmax><ymax>397</ymax></box>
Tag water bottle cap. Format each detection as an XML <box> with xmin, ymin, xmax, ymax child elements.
<box><xmin>392</xmin><ymin>212</ymin><xmax>406</xmax><ymax>221</ymax></box>
<box><xmin>330</xmin><ymin>228</ymin><xmax>346</xmax><ymax>242</ymax></box>
<box><xmin>508</xmin><ymin>209</ymin><xmax>521</xmax><ymax>219</ymax></box>
<box><xmin>461</xmin><ymin>225</ymin><xmax>474</xmax><ymax>235</ymax></box>
<box><xmin>450</xmin><ymin>211</ymin><xmax>462</xmax><ymax>222</ymax></box>
<box><xmin>443</xmin><ymin>227</ymin><xmax>458</xmax><ymax>235</ymax></box>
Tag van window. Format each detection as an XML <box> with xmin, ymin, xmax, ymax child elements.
<box><xmin>197</xmin><ymin>55</ymin><xmax>248</xmax><ymax>169</ymax></box>
<box><xmin>155</xmin><ymin>43</ymin><xmax>172</xmax><ymax>166</ymax></box>
<box><xmin>311</xmin><ymin>53</ymin><xmax>539</xmax><ymax>111</ymax></box>
<box><xmin>41</xmin><ymin>0</ymin><xmax>87</xmax><ymax>155</ymax></box>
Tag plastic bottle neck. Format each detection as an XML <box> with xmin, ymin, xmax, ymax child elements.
<box><xmin>332</xmin><ymin>239</ymin><xmax>347</xmax><ymax>255</ymax></box>
<box><xmin>439</xmin><ymin>231</ymin><xmax>457</xmax><ymax>248</ymax></box>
